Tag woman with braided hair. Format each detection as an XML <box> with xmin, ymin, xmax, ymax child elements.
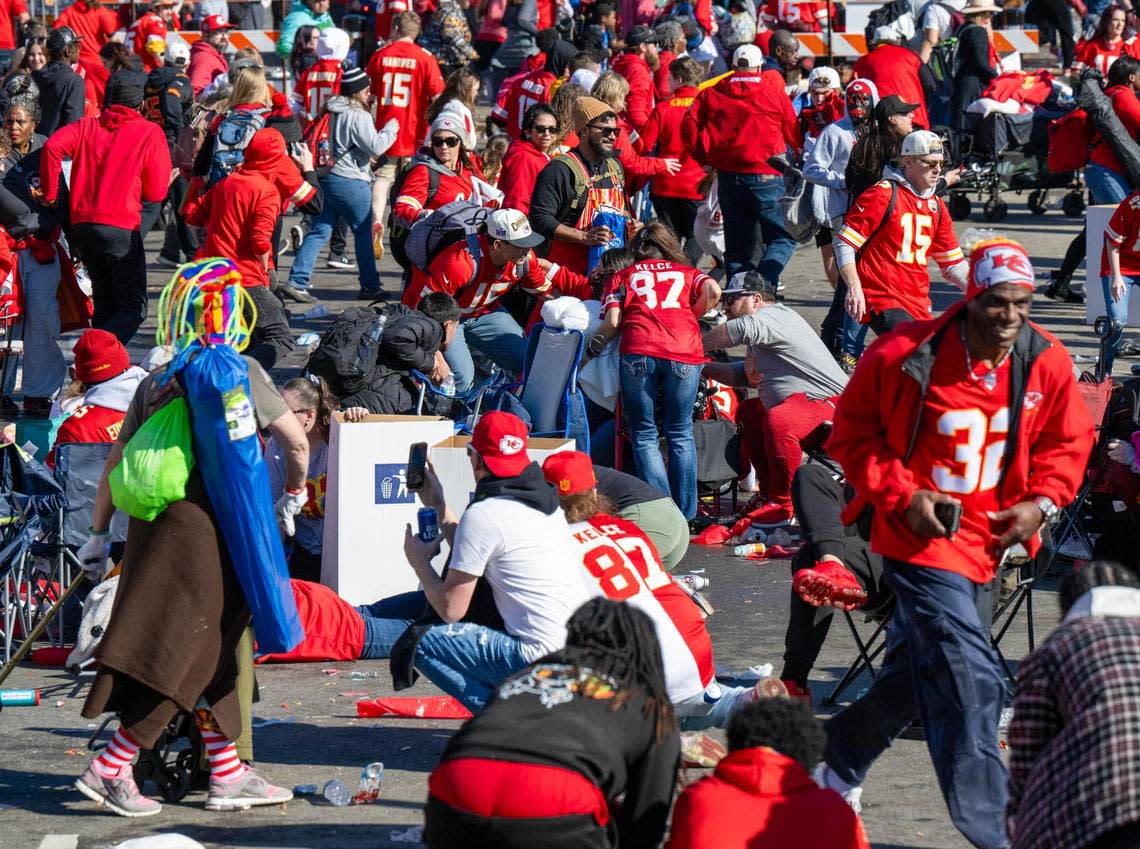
<box><xmin>424</xmin><ymin>597</ymin><xmax>681</xmax><ymax>849</ymax></box>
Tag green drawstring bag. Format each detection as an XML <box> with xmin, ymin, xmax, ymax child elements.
<box><xmin>109</xmin><ymin>397</ymin><xmax>195</xmax><ymax>521</ymax></box>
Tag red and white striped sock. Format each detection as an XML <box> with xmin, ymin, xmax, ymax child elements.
<box><xmin>199</xmin><ymin>728</ymin><xmax>247</xmax><ymax>784</ymax></box>
<box><xmin>93</xmin><ymin>727</ymin><xmax>141</xmax><ymax>778</ymax></box>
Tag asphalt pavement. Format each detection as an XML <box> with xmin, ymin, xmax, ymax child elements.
<box><xmin>0</xmin><ymin>197</ymin><xmax>1094</xmax><ymax>849</ymax></box>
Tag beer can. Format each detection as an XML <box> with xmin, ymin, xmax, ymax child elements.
<box><xmin>417</xmin><ymin>507</ymin><xmax>439</xmax><ymax>542</ymax></box>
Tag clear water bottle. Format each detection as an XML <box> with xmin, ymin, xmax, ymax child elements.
<box><xmin>768</xmin><ymin>528</ymin><xmax>793</xmax><ymax>548</ymax></box>
<box><xmin>350</xmin><ymin>670</ymin><xmax>378</xmax><ymax>680</ymax></box>
<box><xmin>440</xmin><ymin>373</ymin><xmax>456</xmax><ymax>397</ymax></box>
<box><xmin>741</xmin><ymin>526</ymin><xmax>768</xmax><ymax>544</ymax></box>
<box><xmin>355</xmin><ymin>762</ymin><xmax>384</xmax><ymax>803</ymax></box>
<box><xmin>677</xmin><ymin>574</ymin><xmax>709</xmax><ymax>591</ymax></box>
<box><xmin>734</xmin><ymin>543</ymin><xmax>767</xmax><ymax>557</ymax></box>
<box><xmin>322</xmin><ymin>779</ymin><xmax>352</xmax><ymax>807</ymax></box>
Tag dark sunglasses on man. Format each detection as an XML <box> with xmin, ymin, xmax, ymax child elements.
<box><xmin>587</xmin><ymin>124</ymin><xmax>619</xmax><ymax>138</ymax></box>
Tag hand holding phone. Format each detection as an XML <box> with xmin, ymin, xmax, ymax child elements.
<box><xmin>407</xmin><ymin>442</ymin><xmax>428</xmax><ymax>492</ymax></box>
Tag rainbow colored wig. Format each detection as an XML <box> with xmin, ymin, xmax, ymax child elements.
<box><xmin>157</xmin><ymin>257</ymin><xmax>257</xmax><ymax>353</ymax></box>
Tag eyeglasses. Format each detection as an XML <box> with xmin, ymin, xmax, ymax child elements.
<box><xmin>588</xmin><ymin>124</ymin><xmax>619</xmax><ymax>138</ymax></box>
<box><xmin>916</xmin><ymin>158</ymin><xmax>944</xmax><ymax>171</ymax></box>
<box><xmin>431</xmin><ymin>135</ymin><xmax>460</xmax><ymax>148</ymax></box>
<box><xmin>530</xmin><ymin>124</ymin><xmax>558</xmax><ymax>135</ymax></box>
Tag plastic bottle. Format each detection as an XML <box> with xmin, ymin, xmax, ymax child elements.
<box><xmin>439</xmin><ymin>374</ymin><xmax>457</xmax><ymax>397</ymax></box>
<box><xmin>293</xmin><ymin>784</ymin><xmax>318</xmax><ymax>795</ymax></box>
<box><xmin>740</xmin><ymin>526</ymin><xmax>768</xmax><ymax>544</ymax></box>
<box><xmin>733</xmin><ymin>543</ymin><xmax>767</xmax><ymax>557</ymax></box>
<box><xmin>354</xmin><ymin>762</ymin><xmax>384</xmax><ymax>803</ymax></box>
<box><xmin>677</xmin><ymin>574</ymin><xmax>709</xmax><ymax>591</ymax></box>
<box><xmin>350</xmin><ymin>670</ymin><xmax>378</xmax><ymax>680</ymax></box>
<box><xmin>322</xmin><ymin>779</ymin><xmax>352</xmax><ymax>807</ymax></box>
<box><xmin>767</xmin><ymin>527</ymin><xmax>793</xmax><ymax>548</ymax></box>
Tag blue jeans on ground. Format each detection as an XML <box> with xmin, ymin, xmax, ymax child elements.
<box><xmin>718</xmin><ymin>171</ymin><xmax>796</xmax><ymax>284</ymax></box>
<box><xmin>1101</xmin><ymin>273</ymin><xmax>1140</xmax><ymax>374</ymax></box>
<box><xmin>288</xmin><ymin>173</ymin><xmax>379</xmax><ymax>292</ymax></box>
<box><xmin>1085</xmin><ymin>163</ymin><xmax>1131</xmax><ymax>206</ymax></box>
<box><xmin>356</xmin><ymin>590</ymin><xmax>427</xmax><ymax>659</ymax></box>
<box><xmin>675</xmin><ymin>681</ymin><xmax>754</xmax><ymax>731</ymax></box>
<box><xmin>443</xmin><ymin>308</ymin><xmax>527</xmax><ymax>395</ymax></box>
<box><xmin>823</xmin><ymin>558</ymin><xmax>1008</xmax><ymax>849</ymax></box>
<box><xmin>414</xmin><ymin>622</ymin><xmax>531</xmax><ymax>712</ymax></box>
<box><xmin>620</xmin><ymin>354</ymin><xmax>700</xmax><ymax>520</ymax></box>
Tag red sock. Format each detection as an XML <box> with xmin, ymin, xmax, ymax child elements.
<box><xmin>200</xmin><ymin>728</ymin><xmax>246</xmax><ymax>783</ymax></box>
<box><xmin>93</xmin><ymin>727</ymin><xmax>141</xmax><ymax>777</ymax></box>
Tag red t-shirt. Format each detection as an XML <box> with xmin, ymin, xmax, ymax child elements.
<box><xmin>0</xmin><ymin>0</ymin><xmax>27</xmax><ymax>50</ymax></box>
<box><xmin>295</xmin><ymin>58</ymin><xmax>343</xmax><ymax>123</ymax></box>
<box><xmin>837</xmin><ymin>181</ymin><xmax>963</xmax><ymax>323</ymax></box>
<box><xmin>46</xmin><ymin>404</ymin><xmax>125</xmax><ymax>468</ymax></box>
<box><xmin>366</xmin><ymin>40</ymin><xmax>445</xmax><ymax>157</ymax></box>
<box><xmin>604</xmin><ymin>259</ymin><xmax>710</xmax><ymax>364</ymax></box>
<box><xmin>1073</xmin><ymin>36</ymin><xmax>1126</xmax><ymax>74</ymax></box>
<box><xmin>256</xmin><ymin>580</ymin><xmax>366</xmax><ymax>663</ymax></box>
<box><xmin>873</xmin><ymin>329</ymin><xmax>1012</xmax><ymax>583</ymax></box>
<box><xmin>374</xmin><ymin>0</ymin><xmax>410</xmax><ymax>41</ymax></box>
<box><xmin>1102</xmin><ymin>191</ymin><xmax>1140</xmax><ymax>276</ymax></box>
<box><xmin>638</xmin><ymin>86</ymin><xmax>706</xmax><ymax>200</ymax></box>
<box><xmin>853</xmin><ymin>44</ymin><xmax>929</xmax><ymax>129</ymax></box>
<box><xmin>491</xmin><ymin>69</ymin><xmax>556</xmax><ymax>140</ymax></box>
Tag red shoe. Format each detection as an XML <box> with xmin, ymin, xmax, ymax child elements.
<box><xmin>792</xmin><ymin>560</ymin><xmax>867</xmax><ymax>611</ymax></box>
<box><xmin>744</xmin><ymin>500</ymin><xmax>793</xmax><ymax>528</ymax></box>
<box><xmin>782</xmin><ymin>679</ymin><xmax>813</xmax><ymax>705</ymax></box>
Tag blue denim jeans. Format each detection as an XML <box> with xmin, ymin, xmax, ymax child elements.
<box><xmin>620</xmin><ymin>354</ymin><xmax>700</xmax><ymax>519</ymax></box>
<box><xmin>356</xmin><ymin>590</ymin><xmax>427</xmax><ymax>659</ymax></box>
<box><xmin>717</xmin><ymin>171</ymin><xmax>796</xmax><ymax>284</ymax></box>
<box><xmin>1101</xmin><ymin>273</ymin><xmax>1140</xmax><ymax>374</ymax></box>
<box><xmin>443</xmin><ymin>308</ymin><xmax>527</xmax><ymax>394</ymax></box>
<box><xmin>287</xmin><ymin>173</ymin><xmax>379</xmax><ymax>292</ymax></box>
<box><xmin>1085</xmin><ymin>163</ymin><xmax>1131</xmax><ymax>206</ymax></box>
<box><xmin>414</xmin><ymin>622</ymin><xmax>531</xmax><ymax>712</ymax></box>
<box><xmin>823</xmin><ymin>559</ymin><xmax>1008</xmax><ymax>849</ymax></box>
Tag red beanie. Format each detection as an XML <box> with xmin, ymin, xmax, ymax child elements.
<box><xmin>73</xmin><ymin>329</ymin><xmax>130</xmax><ymax>384</ymax></box>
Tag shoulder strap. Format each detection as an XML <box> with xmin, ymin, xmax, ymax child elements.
<box><xmin>855</xmin><ymin>181</ymin><xmax>898</xmax><ymax>260</ymax></box>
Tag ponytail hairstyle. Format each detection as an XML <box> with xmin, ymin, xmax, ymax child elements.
<box><xmin>630</xmin><ymin>220</ymin><xmax>688</xmax><ymax>266</ymax></box>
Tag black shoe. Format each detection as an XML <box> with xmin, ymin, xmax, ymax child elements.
<box><xmin>1116</xmin><ymin>338</ymin><xmax>1140</xmax><ymax>358</ymax></box>
<box><xmin>279</xmin><ymin>284</ymin><xmax>317</xmax><ymax>304</ymax></box>
<box><xmin>358</xmin><ymin>287</ymin><xmax>384</xmax><ymax>301</ymax></box>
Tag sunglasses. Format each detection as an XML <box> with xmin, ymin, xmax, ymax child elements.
<box><xmin>588</xmin><ymin>124</ymin><xmax>619</xmax><ymax>138</ymax></box>
<box><xmin>916</xmin><ymin>158</ymin><xmax>944</xmax><ymax>170</ymax></box>
<box><xmin>530</xmin><ymin>124</ymin><xmax>558</xmax><ymax>134</ymax></box>
<box><xmin>431</xmin><ymin>135</ymin><xmax>460</xmax><ymax>148</ymax></box>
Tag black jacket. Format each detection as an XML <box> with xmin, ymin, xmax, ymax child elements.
<box><xmin>951</xmin><ymin>24</ymin><xmax>998</xmax><ymax>129</ymax></box>
<box><xmin>437</xmin><ymin>645</ymin><xmax>680</xmax><ymax>849</ymax></box>
<box><xmin>0</xmin><ymin>134</ymin><xmax>59</xmax><ymax>238</ymax></box>
<box><xmin>145</xmin><ymin>66</ymin><xmax>194</xmax><ymax>152</ymax></box>
<box><xmin>34</xmin><ymin>62</ymin><xmax>87</xmax><ymax>137</ymax></box>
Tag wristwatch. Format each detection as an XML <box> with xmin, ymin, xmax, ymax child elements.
<box><xmin>1034</xmin><ymin>497</ymin><xmax>1059</xmax><ymax>524</ymax></box>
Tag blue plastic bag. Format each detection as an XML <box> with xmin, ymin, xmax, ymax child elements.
<box><xmin>586</xmin><ymin>206</ymin><xmax>626</xmax><ymax>275</ymax></box>
<box><xmin>180</xmin><ymin>345</ymin><xmax>303</xmax><ymax>654</ymax></box>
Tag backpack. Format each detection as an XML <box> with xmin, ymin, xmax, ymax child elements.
<box><xmin>917</xmin><ymin>0</ymin><xmax>964</xmax><ymax>38</ymax></box>
<box><xmin>778</xmin><ymin>165</ymin><xmax>818</xmax><ymax>245</ymax></box>
<box><xmin>386</xmin><ymin>155</ymin><xmax>450</xmax><ymax>270</ymax></box>
<box><xmin>173</xmin><ymin>106</ymin><xmax>215</xmax><ymax>173</ymax></box>
<box><xmin>864</xmin><ymin>0</ymin><xmax>914</xmax><ymax>44</ymax></box>
<box><xmin>305</xmin><ymin>302</ymin><xmax>392</xmax><ymax>397</ymax></box>
<box><xmin>302</xmin><ymin>109</ymin><xmax>335</xmax><ymax>176</ymax></box>
<box><xmin>1047</xmin><ymin>108</ymin><xmax>1092</xmax><ymax>173</ymax></box>
<box><xmin>206</xmin><ymin>107</ymin><xmax>270</xmax><ymax>188</ymax></box>
<box><xmin>404</xmin><ymin>200</ymin><xmax>489</xmax><ymax>282</ymax></box>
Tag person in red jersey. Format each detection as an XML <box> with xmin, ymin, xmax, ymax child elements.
<box><xmin>592</xmin><ymin>222</ymin><xmax>721</xmax><ymax>520</ymax></box>
<box><xmin>1099</xmin><ymin>189</ymin><xmax>1140</xmax><ymax>374</ymax></box>
<box><xmin>489</xmin><ymin>43</ymin><xmax>569</xmax><ymax>139</ymax></box>
<box><xmin>853</xmin><ymin>27</ymin><xmax>929</xmax><ymax>129</ymax></box>
<box><xmin>47</xmin><ymin>330</ymin><xmax>147</xmax><ymax>468</ymax></box>
<box><xmin>815</xmin><ymin>236</ymin><xmax>1095</xmax><ymax>849</ymax></box>
<box><xmin>542</xmin><ymin>451</ymin><xmax>787</xmax><ymax>729</ymax></box>
<box><xmin>291</xmin><ymin>26</ymin><xmax>348</xmax><ymax>124</ymax></box>
<box><xmin>374</xmin><ymin>0</ymin><xmax>410</xmax><ymax>42</ymax></box>
<box><xmin>836</xmin><ymin>130</ymin><xmax>967</xmax><ymax>336</ymax></box>
<box><xmin>499</xmin><ymin>103</ymin><xmax>559</xmax><ymax>214</ymax></box>
<box><xmin>0</xmin><ymin>0</ymin><xmax>28</xmax><ymax>60</ymax></box>
<box><xmin>129</xmin><ymin>0</ymin><xmax>177</xmax><ymax>73</ymax></box>
<box><xmin>1073</xmin><ymin>4</ymin><xmax>1129</xmax><ymax>74</ymax></box>
<box><xmin>390</xmin><ymin>113</ymin><xmax>479</xmax><ymax>230</ymax></box>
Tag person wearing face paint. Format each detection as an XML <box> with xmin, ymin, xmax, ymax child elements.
<box><xmin>814</xmin><ymin>236</ymin><xmax>1094</xmax><ymax>849</ymax></box>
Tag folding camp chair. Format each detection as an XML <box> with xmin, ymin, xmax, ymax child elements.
<box><xmin>820</xmin><ymin>602</ymin><xmax>896</xmax><ymax>706</ymax></box>
<box><xmin>517</xmin><ymin>323</ymin><xmax>590</xmax><ymax>452</ymax></box>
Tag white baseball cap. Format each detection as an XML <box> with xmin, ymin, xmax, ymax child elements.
<box><xmin>732</xmin><ymin>44</ymin><xmax>764</xmax><ymax>69</ymax></box>
<box><xmin>900</xmin><ymin>130</ymin><xmax>945</xmax><ymax>160</ymax></box>
<box><xmin>166</xmin><ymin>38</ymin><xmax>189</xmax><ymax>67</ymax></box>
<box><xmin>488</xmin><ymin>208</ymin><xmax>544</xmax><ymax>249</ymax></box>
<box><xmin>808</xmin><ymin>66</ymin><xmax>840</xmax><ymax>90</ymax></box>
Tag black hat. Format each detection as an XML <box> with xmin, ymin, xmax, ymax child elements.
<box><xmin>626</xmin><ymin>25</ymin><xmax>656</xmax><ymax>46</ymax></box>
<box><xmin>340</xmin><ymin>66</ymin><xmax>370</xmax><ymax>96</ymax></box>
<box><xmin>724</xmin><ymin>270</ymin><xmax>777</xmax><ymax>298</ymax></box>
<box><xmin>876</xmin><ymin>94</ymin><xmax>919</xmax><ymax>119</ymax></box>
<box><xmin>105</xmin><ymin>69</ymin><xmax>147</xmax><ymax>108</ymax></box>
<box><xmin>266</xmin><ymin>113</ymin><xmax>303</xmax><ymax>145</ymax></box>
<box><xmin>47</xmin><ymin>26</ymin><xmax>82</xmax><ymax>53</ymax></box>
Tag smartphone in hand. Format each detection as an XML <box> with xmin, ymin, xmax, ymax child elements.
<box><xmin>934</xmin><ymin>500</ymin><xmax>962</xmax><ymax>536</ymax></box>
<box><xmin>407</xmin><ymin>442</ymin><xmax>428</xmax><ymax>492</ymax></box>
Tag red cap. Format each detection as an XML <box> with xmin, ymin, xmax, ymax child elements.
<box><xmin>73</xmin><ymin>329</ymin><xmax>129</xmax><ymax>385</ymax></box>
<box><xmin>471</xmin><ymin>411</ymin><xmax>530</xmax><ymax>477</ymax></box>
<box><xmin>200</xmin><ymin>14</ymin><xmax>236</xmax><ymax>32</ymax></box>
<box><xmin>966</xmin><ymin>237</ymin><xmax>1035</xmax><ymax>301</ymax></box>
<box><xmin>542</xmin><ymin>451</ymin><xmax>596</xmax><ymax>495</ymax></box>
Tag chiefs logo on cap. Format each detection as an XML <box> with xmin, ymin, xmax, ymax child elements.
<box><xmin>499</xmin><ymin>435</ymin><xmax>524</xmax><ymax>455</ymax></box>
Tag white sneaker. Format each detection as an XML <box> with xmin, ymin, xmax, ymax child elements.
<box><xmin>205</xmin><ymin>767</ymin><xmax>293</xmax><ymax>811</ymax></box>
<box><xmin>813</xmin><ymin>762</ymin><xmax>863</xmax><ymax>813</ymax></box>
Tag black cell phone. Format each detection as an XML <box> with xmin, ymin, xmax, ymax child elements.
<box><xmin>407</xmin><ymin>442</ymin><xmax>428</xmax><ymax>492</ymax></box>
<box><xmin>934</xmin><ymin>501</ymin><xmax>962</xmax><ymax>536</ymax></box>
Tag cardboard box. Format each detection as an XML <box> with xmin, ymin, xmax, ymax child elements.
<box><xmin>321</xmin><ymin>414</ymin><xmax>454</xmax><ymax>604</ymax></box>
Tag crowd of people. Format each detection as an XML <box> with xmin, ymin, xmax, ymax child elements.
<box><xmin>2</xmin><ymin>0</ymin><xmax>1140</xmax><ymax>846</ymax></box>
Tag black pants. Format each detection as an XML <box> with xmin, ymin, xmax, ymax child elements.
<box><xmin>330</xmin><ymin>218</ymin><xmax>348</xmax><ymax>257</ymax></box>
<box><xmin>160</xmin><ymin>174</ymin><xmax>199</xmax><ymax>262</ymax></box>
<box><xmin>1058</xmin><ymin>226</ymin><xmax>1086</xmax><ymax>280</ymax></box>
<box><xmin>70</xmin><ymin>222</ymin><xmax>148</xmax><ymax>344</ymax></box>
<box><xmin>781</xmin><ymin>464</ymin><xmax>889</xmax><ymax>686</ymax></box>
<box><xmin>288</xmin><ymin>544</ymin><xmax>322</xmax><ymax>583</ymax></box>
<box><xmin>1026</xmin><ymin>0</ymin><xmax>1076</xmax><ymax>68</ymax></box>
<box><xmin>652</xmin><ymin>195</ymin><xmax>702</xmax><ymax>265</ymax></box>
<box><xmin>1089</xmin><ymin>822</ymin><xmax>1140</xmax><ymax>849</ymax></box>
<box><xmin>244</xmin><ymin>285</ymin><xmax>294</xmax><ymax>370</ymax></box>
<box><xmin>869</xmin><ymin>307</ymin><xmax>914</xmax><ymax>337</ymax></box>
<box><xmin>424</xmin><ymin>796</ymin><xmax>611</xmax><ymax>849</ymax></box>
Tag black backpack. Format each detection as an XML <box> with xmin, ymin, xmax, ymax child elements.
<box><xmin>1107</xmin><ymin>376</ymin><xmax>1140</xmax><ymax>440</ymax></box>
<box><xmin>305</xmin><ymin>302</ymin><xmax>392</xmax><ymax>397</ymax></box>
<box><xmin>386</xmin><ymin>154</ymin><xmax>451</xmax><ymax>269</ymax></box>
<box><xmin>864</xmin><ymin>0</ymin><xmax>913</xmax><ymax>44</ymax></box>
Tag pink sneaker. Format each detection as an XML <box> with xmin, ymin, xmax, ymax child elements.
<box><xmin>75</xmin><ymin>762</ymin><xmax>162</xmax><ymax>818</ymax></box>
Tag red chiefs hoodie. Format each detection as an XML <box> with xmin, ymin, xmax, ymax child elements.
<box><xmin>611</xmin><ymin>51</ymin><xmax>656</xmax><ymax>132</ymax></box>
<box><xmin>41</xmin><ymin>104</ymin><xmax>171</xmax><ymax>230</ymax></box>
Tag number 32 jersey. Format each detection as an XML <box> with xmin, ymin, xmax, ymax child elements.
<box><xmin>568</xmin><ymin>515</ymin><xmax>715</xmax><ymax>703</ymax></box>
<box><xmin>838</xmin><ymin>180</ymin><xmax>963</xmax><ymax>323</ymax></box>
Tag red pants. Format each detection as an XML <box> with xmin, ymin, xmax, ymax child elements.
<box><xmin>738</xmin><ymin>393</ymin><xmax>837</xmax><ymax>510</ymax></box>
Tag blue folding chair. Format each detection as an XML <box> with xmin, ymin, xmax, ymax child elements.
<box><xmin>517</xmin><ymin>323</ymin><xmax>590</xmax><ymax>453</ymax></box>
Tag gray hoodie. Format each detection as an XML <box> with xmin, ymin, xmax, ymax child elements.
<box><xmin>326</xmin><ymin>96</ymin><xmax>399</xmax><ymax>182</ymax></box>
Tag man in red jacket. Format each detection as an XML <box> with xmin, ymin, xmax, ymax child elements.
<box><xmin>188</xmin><ymin>15</ymin><xmax>234</xmax><ymax>97</ymax></box>
<box><xmin>853</xmin><ymin>27</ymin><xmax>930</xmax><ymax>129</ymax></box>
<box><xmin>815</xmin><ymin>237</ymin><xmax>1094</xmax><ymax>849</ymax></box>
<box><xmin>41</xmin><ymin>68</ymin><xmax>171</xmax><ymax>345</ymax></box>
<box><xmin>640</xmin><ymin>56</ymin><xmax>707</xmax><ymax>264</ymax></box>
<box><xmin>611</xmin><ymin>25</ymin><xmax>657</xmax><ymax>132</ymax></box>
<box><xmin>667</xmin><ymin>698</ymin><xmax>869</xmax><ymax>849</ymax></box>
<box><xmin>682</xmin><ymin>44</ymin><xmax>801</xmax><ymax>287</ymax></box>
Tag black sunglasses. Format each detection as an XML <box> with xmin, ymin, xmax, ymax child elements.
<box><xmin>431</xmin><ymin>135</ymin><xmax>460</xmax><ymax>148</ymax></box>
<box><xmin>530</xmin><ymin>124</ymin><xmax>558</xmax><ymax>135</ymax></box>
<box><xmin>588</xmin><ymin>124</ymin><xmax>619</xmax><ymax>138</ymax></box>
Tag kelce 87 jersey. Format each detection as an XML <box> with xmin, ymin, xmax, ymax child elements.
<box><xmin>838</xmin><ymin>181</ymin><xmax>963</xmax><ymax>323</ymax></box>
<box><xmin>568</xmin><ymin>515</ymin><xmax>715</xmax><ymax>703</ymax></box>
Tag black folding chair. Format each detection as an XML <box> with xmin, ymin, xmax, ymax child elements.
<box><xmin>821</xmin><ymin>602</ymin><xmax>896</xmax><ymax>706</ymax></box>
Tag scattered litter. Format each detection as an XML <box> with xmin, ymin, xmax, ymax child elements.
<box><xmin>745</xmin><ymin>544</ymin><xmax>799</xmax><ymax>561</ymax></box>
<box><xmin>293</xmin><ymin>785</ymin><xmax>318</xmax><ymax>795</ymax></box>
<box><xmin>65</xmin><ymin>748</ymin><xmax>83</xmax><ymax>756</ymax></box>
<box><xmin>55</xmin><ymin>700</ymin><xmax>65</xmax><ymax>708</ymax></box>
<box><xmin>322</xmin><ymin>779</ymin><xmax>352</xmax><ymax>807</ymax></box>
<box><xmin>251</xmin><ymin>716</ymin><xmax>297</xmax><ymax>728</ymax></box>
<box><xmin>351</xmin><ymin>671</ymin><xmax>379</xmax><ymax>680</ymax></box>
<box><xmin>734</xmin><ymin>543</ymin><xmax>766</xmax><ymax>557</ymax></box>
<box><xmin>689</xmin><ymin>569</ymin><xmax>705</xmax><ymax>574</ymax></box>
<box><xmin>0</xmin><ymin>689</ymin><xmax>39</xmax><ymax>706</ymax></box>
<box><xmin>356</xmin><ymin>696</ymin><xmax>472</xmax><ymax>720</ymax></box>
<box><xmin>339</xmin><ymin>691</ymin><xmax>371</xmax><ymax>698</ymax></box>
<box><xmin>680</xmin><ymin>732</ymin><xmax>726</xmax><ymax>768</ymax></box>
<box><xmin>767</xmin><ymin>527</ymin><xmax>795</xmax><ymax>548</ymax></box>
<box><xmin>737</xmin><ymin>663</ymin><xmax>774</xmax><ymax>682</ymax></box>
<box><xmin>322</xmin><ymin>669</ymin><xmax>340</xmax><ymax>676</ymax></box>
<box><xmin>999</xmin><ymin>739</ymin><xmax>1008</xmax><ymax>750</ymax></box>
<box><xmin>302</xmin><ymin>304</ymin><xmax>329</xmax><ymax>319</ymax></box>
<box><xmin>389</xmin><ymin>826</ymin><xmax>424</xmax><ymax>844</ymax></box>
<box><xmin>677</xmin><ymin>574</ymin><xmax>709</xmax><ymax>591</ymax></box>
<box><xmin>353</xmin><ymin>762</ymin><xmax>384</xmax><ymax>804</ymax></box>
<box><xmin>999</xmin><ymin>707</ymin><xmax>1014</xmax><ymax>732</ymax></box>
<box><xmin>691</xmin><ymin>524</ymin><xmax>731</xmax><ymax>546</ymax></box>
<box><xmin>296</xmin><ymin>332</ymin><xmax>321</xmax><ymax>348</ymax></box>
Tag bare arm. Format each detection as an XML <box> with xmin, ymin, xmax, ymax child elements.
<box><xmin>702</xmin><ymin>321</ymin><xmax>733</xmax><ymax>352</ymax></box>
<box><xmin>264</xmin><ymin>411</ymin><xmax>309</xmax><ymax>492</ymax></box>
<box><xmin>692</xmin><ymin>278</ymin><xmax>721</xmax><ymax>316</ymax></box>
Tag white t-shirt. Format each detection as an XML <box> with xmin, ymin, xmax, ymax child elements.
<box><xmin>449</xmin><ymin>497</ymin><xmax>594</xmax><ymax>662</ymax></box>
